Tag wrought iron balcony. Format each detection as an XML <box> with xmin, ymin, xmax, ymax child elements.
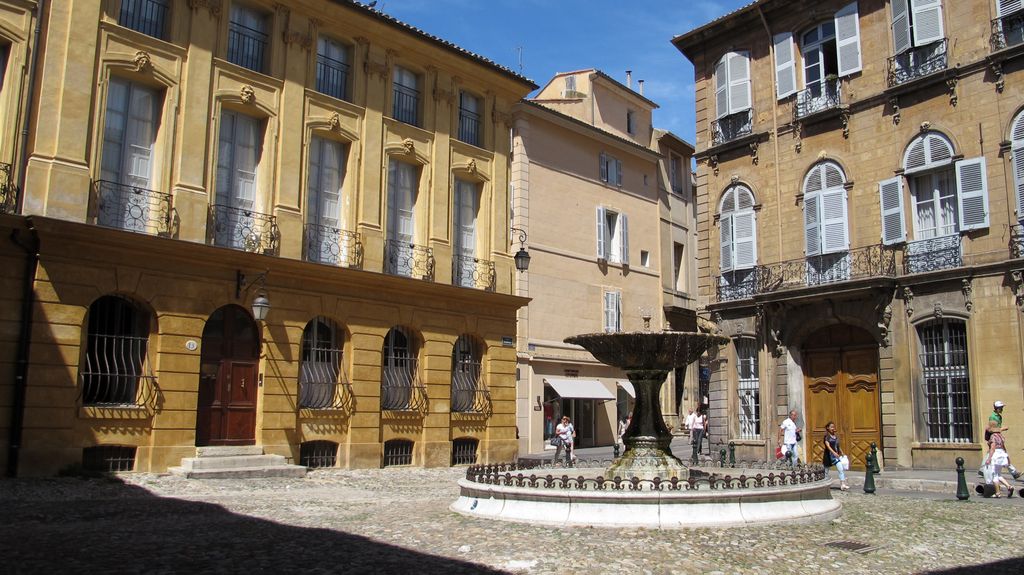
<box><xmin>1012</xmin><ymin>224</ymin><xmax>1024</xmax><ymax>259</ymax></box>
<box><xmin>758</xmin><ymin>245</ymin><xmax>896</xmax><ymax>294</ymax></box>
<box><xmin>904</xmin><ymin>235</ymin><xmax>962</xmax><ymax>274</ymax></box>
<box><xmin>452</xmin><ymin>254</ymin><xmax>495</xmax><ymax>291</ymax></box>
<box><xmin>384</xmin><ymin>239</ymin><xmax>434</xmax><ymax>281</ymax></box>
<box><xmin>716</xmin><ymin>269</ymin><xmax>758</xmax><ymax>302</ymax></box>
<box><xmin>794</xmin><ymin>79</ymin><xmax>841</xmax><ymax>120</ymax></box>
<box><xmin>316</xmin><ymin>55</ymin><xmax>350</xmax><ymax>101</ymax></box>
<box><xmin>887</xmin><ymin>39</ymin><xmax>948</xmax><ymax>87</ymax></box>
<box><xmin>992</xmin><ymin>12</ymin><xmax>1024</xmax><ymax>52</ymax></box>
<box><xmin>304</xmin><ymin>223</ymin><xmax>362</xmax><ymax>268</ymax></box>
<box><xmin>393</xmin><ymin>84</ymin><xmax>420</xmax><ymax>126</ymax></box>
<box><xmin>227</xmin><ymin>20</ymin><xmax>268</xmax><ymax>73</ymax></box>
<box><xmin>93</xmin><ymin>180</ymin><xmax>171</xmax><ymax>235</ymax></box>
<box><xmin>458</xmin><ymin>108</ymin><xmax>481</xmax><ymax>147</ymax></box>
<box><xmin>209</xmin><ymin>204</ymin><xmax>280</xmax><ymax>255</ymax></box>
<box><xmin>118</xmin><ymin>0</ymin><xmax>169</xmax><ymax>40</ymax></box>
<box><xmin>0</xmin><ymin>162</ymin><xmax>17</xmax><ymax>214</ymax></box>
<box><xmin>711</xmin><ymin>109</ymin><xmax>753</xmax><ymax>147</ymax></box>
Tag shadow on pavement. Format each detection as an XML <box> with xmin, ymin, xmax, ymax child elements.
<box><xmin>924</xmin><ymin>557</ymin><xmax>1024</xmax><ymax>575</ymax></box>
<box><xmin>0</xmin><ymin>475</ymin><xmax>508</xmax><ymax>574</ymax></box>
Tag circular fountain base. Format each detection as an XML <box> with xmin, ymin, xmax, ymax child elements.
<box><xmin>452</xmin><ymin>463</ymin><xmax>841</xmax><ymax>529</ymax></box>
<box><xmin>604</xmin><ymin>442</ymin><xmax>689</xmax><ymax>480</ymax></box>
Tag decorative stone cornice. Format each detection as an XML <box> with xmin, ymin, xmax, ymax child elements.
<box><xmin>187</xmin><ymin>0</ymin><xmax>222</xmax><ymax>17</ymax></box>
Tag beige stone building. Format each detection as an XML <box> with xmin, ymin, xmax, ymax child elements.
<box><xmin>511</xmin><ymin>70</ymin><xmax>697</xmax><ymax>455</ymax></box>
<box><xmin>674</xmin><ymin>0</ymin><xmax>1024</xmax><ymax>470</ymax></box>
<box><xmin>0</xmin><ymin>0</ymin><xmax>535</xmax><ymax>476</ymax></box>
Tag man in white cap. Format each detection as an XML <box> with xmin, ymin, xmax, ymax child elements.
<box><xmin>984</xmin><ymin>401</ymin><xmax>1021</xmax><ymax>480</ymax></box>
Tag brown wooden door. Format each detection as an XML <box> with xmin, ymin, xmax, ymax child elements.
<box><xmin>805</xmin><ymin>340</ymin><xmax>880</xmax><ymax>471</ymax></box>
<box><xmin>196</xmin><ymin>305</ymin><xmax>260</xmax><ymax>446</ymax></box>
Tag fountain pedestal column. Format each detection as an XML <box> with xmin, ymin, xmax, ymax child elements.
<box><xmin>605</xmin><ymin>369</ymin><xmax>689</xmax><ymax>480</ymax></box>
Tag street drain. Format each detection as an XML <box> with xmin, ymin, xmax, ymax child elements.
<box><xmin>825</xmin><ymin>540</ymin><xmax>879</xmax><ymax>554</ymax></box>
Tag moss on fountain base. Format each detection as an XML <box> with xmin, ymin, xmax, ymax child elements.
<box><xmin>604</xmin><ymin>438</ymin><xmax>689</xmax><ymax>480</ymax></box>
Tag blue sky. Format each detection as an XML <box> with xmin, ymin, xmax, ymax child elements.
<box><xmin>375</xmin><ymin>0</ymin><xmax>752</xmax><ymax>145</ymax></box>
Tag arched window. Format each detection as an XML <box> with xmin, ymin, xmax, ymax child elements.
<box><xmin>916</xmin><ymin>318</ymin><xmax>972</xmax><ymax>443</ymax></box>
<box><xmin>902</xmin><ymin>131</ymin><xmax>989</xmax><ymax>239</ymax></box>
<box><xmin>735</xmin><ymin>337</ymin><xmax>760</xmax><ymax>439</ymax></box>
<box><xmin>803</xmin><ymin>161</ymin><xmax>848</xmax><ymax>256</ymax></box>
<box><xmin>717</xmin><ymin>185</ymin><xmax>756</xmax><ymax>300</ymax></box>
<box><xmin>381</xmin><ymin>327</ymin><xmax>421</xmax><ymax>411</ymax></box>
<box><xmin>451</xmin><ymin>335</ymin><xmax>486</xmax><ymax>413</ymax></box>
<box><xmin>299</xmin><ymin>317</ymin><xmax>348</xmax><ymax>409</ymax></box>
<box><xmin>80</xmin><ymin>295</ymin><xmax>155</xmax><ymax>406</ymax></box>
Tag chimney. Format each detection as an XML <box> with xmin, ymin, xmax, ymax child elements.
<box><xmin>638</xmin><ymin>80</ymin><xmax>645</xmax><ymax>96</ymax></box>
<box><xmin>625</xmin><ymin>70</ymin><xmax>632</xmax><ymax>88</ymax></box>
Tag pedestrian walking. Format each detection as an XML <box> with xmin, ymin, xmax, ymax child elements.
<box><xmin>985</xmin><ymin>428</ymin><xmax>1015</xmax><ymax>498</ymax></box>
<box><xmin>554</xmin><ymin>416</ymin><xmax>576</xmax><ymax>465</ymax></box>
<box><xmin>689</xmin><ymin>407</ymin><xmax>706</xmax><ymax>464</ymax></box>
<box><xmin>979</xmin><ymin>400</ymin><xmax>1022</xmax><ymax>480</ymax></box>
<box><xmin>822</xmin><ymin>421</ymin><xmax>849</xmax><ymax>491</ymax></box>
<box><xmin>684</xmin><ymin>408</ymin><xmax>696</xmax><ymax>433</ymax></box>
<box><xmin>777</xmin><ymin>409</ymin><xmax>802</xmax><ymax>466</ymax></box>
<box><xmin>617</xmin><ymin>414</ymin><xmax>631</xmax><ymax>453</ymax></box>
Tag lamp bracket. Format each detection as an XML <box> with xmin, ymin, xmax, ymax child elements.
<box><xmin>236</xmin><ymin>269</ymin><xmax>269</xmax><ymax>299</ymax></box>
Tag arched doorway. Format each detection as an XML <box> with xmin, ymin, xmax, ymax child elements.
<box><xmin>803</xmin><ymin>325</ymin><xmax>880</xmax><ymax>470</ymax></box>
<box><xmin>196</xmin><ymin>305</ymin><xmax>260</xmax><ymax>446</ymax></box>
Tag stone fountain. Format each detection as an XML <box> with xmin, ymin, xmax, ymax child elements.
<box><xmin>451</xmin><ymin>330</ymin><xmax>842</xmax><ymax>529</ymax></box>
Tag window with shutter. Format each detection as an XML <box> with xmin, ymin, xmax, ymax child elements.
<box><xmin>997</xmin><ymin>1</ymin><xmax>1024</xmax><ymax>49</ymax></box>
<box><xmin>603</xmin><ymin>290</ymin><xmax>621</xmax><ymax>333</ymax></box>
<box><xmin>1012</xmin><ymin>112</ymin><xmax>1024</xmax><ymax>221</ymax></box>
<box><xmin>834</xmin><ymin>2</ymin><xmax>863</xmax><ymax>76</ymax></box>
<box><xmin>956</xmin><ymin>157</ymin><xmax>989</xmax><ymax>231</ymax></box>
<box><xmin>774</xmin><ymin>33</ymin><xmax>796</xmax><ymax>100</ymax></box>
<box><xmin>596</xmin><ymin>206</ymin><xmax>608</xmax><ymax>260</ymax></box>
<box><xmin>619</xmin><ymin>213</ymin><xmax>629</xmax><ymax>266</ymax></box>
<box><xmin>715</xmin><ymin>51</ymin><xmax>751</xmax><ymax>118</ymax></box>
<box><xmin>879</xmin><ymin>176</ymin><xmax>907</xmax><ymax>245</ymax></box>
<box><xmin>718</xmin><ymin>185</ymin><xmax>757</xmax><ymax>273</ymax></box>
<box><xmin>890</xmin><ymin>0</ymin><xmax>947</xmax><ymax>85</ymax></box>
<box><xmin>803</xmin><ymin>162</ymin><xmax>848</xmax><ymax>256</ymax></box>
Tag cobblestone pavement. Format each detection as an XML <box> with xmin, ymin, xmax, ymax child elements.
<box><xmin>2</xmin><ymin>468</ymin><xmax>1023</xmax><ymax>575</ymax></box>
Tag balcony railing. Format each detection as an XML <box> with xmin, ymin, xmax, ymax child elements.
<box><xmin>381</xmin><ymin>363</ymin><xmax>428</xmax><ymax>412</ymax></box>
<box><xmin>227</xmin><ymin>20</ymin><xmax>268</xmax><ymax>73</ymax></box>
<box><xmin>384</xmin><ymin>239</ymin><xmax>434</xmax><ymax>280</ymax></box>
<box><xmin>299</xmin><ymin>353</ymin><xmax>354</xmax><ymax>412</ymax></box>
<box><xmin>452</xmin><ymin>254</ymin><xmax>495</xmax><ymax>291</ymax></box>
<box><xmin>904</xmin><ymin>235</ymin><xmax>962</xmax><ymax>274</ymax></box>
<box><xmin>93</xmin><ymin>180</ymin><xmax>171</xmax><ymax>235</ymax></box>
<box><xmin>393</xmin><ymin>84</ymin><xmax>420</xmax><ymax>126</ymax></box>
<box><xmin>118</xmin><ymin>0</ymin><xmax>169</xmax><ymax>40</ymax></box>
<box><xmin>716</xmin><ymin>269</ymin><xmax>758</xmax><ymax>302</ymax></box>
<box><xmin>711</xmin><ymin>109</ymin><xmax>753</xmax><ymax>147</ymax></box>
<box><xmin>1012</xmin><ymin>224</ymin><xmax>1024</xmax><ymax>259</ymax></box>
<box><xmin>304</xmin><ymin>223</ymin><xmax>362</xmax><ymax>268</ymax></box>
<box><xmin>991</xmin><ymin>12</ymin><xmax>1024</xmax><ymax>52</ymax></box>
<box><xmin>887</xmin><ymin>39</ymin><xmax>948</xmax><ymax>87</ymax></box>
<box><xmin>758</xmin><ymin>245</ymin><xmax>897</xmax><ymax>295</ymax></box>
<box><xmin>794</xmin><ymin>79</ymin><xmax>841</xmax><ymax>120</ymax></box>
<box><xmin>0</xmin><ymin>162</ymin><xmax>17</xmax><ymax>214</ymax></box>
<box><xmin>209</xmin><ymin>204</ymin><xmax>279</xmax><ymax>255</ymax></box>
<box><xmin>458</xmin><ymin>108</ymin><xmax>481</xmax><ymax>147</ymax></box>
<box><xmin>452</xmin><ymin>387</ymin><xmax>492</xmax><ymax>416</ymax></box>
<box><xmin>316</xmin><ymin>55</ymin><xmax>350</xmax><ymax>101</ymax></box>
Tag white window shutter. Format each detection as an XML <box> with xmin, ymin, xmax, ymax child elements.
<box><xmin>614</xmin><ymin>291</ymin><xmax>622</xmax><ymax>331</ymax></box>
<box><xmin>911</xmin><ymin>0</ymin><xmax>944</xmax><ymax>46</ymax></box>
<box><xmin>804</xmin><ymin>193</ymin><xmax>822</xmax><ymax>256</ymax></box>
<box><xmin>728</xmin><ymin>51</ymin><xmax>751</xmax><ymax>114</ymax></box>
<box><xmin>774</xmin><ymin>33</ymin><xmax>796</xmax><ymax>100</ymax></box>
<box><xmin>599</xmin><ymin>153</ymin><xmax>608</xmax><ymax>182</ymax></box>
<box><xmin>835</xmin><ymin>2</ymin><xmax>863</xmax><ymax>77</ymax></box>
<box><xmin>596</xmin><ymin>206</ymin><xmax>607</xmax><ymax>260</ymax></box>
<box><xmin>720</xmin><ymin>214</ymin><xmax>733</xmax><ymax>272</ymax></box>
<box><xmin>733</xmin><ymin>210</ymin><xmax>756</xmax><ymax>270</ymax></box>
<box><xmin>616</xmin><ymin>159</ymin><xmax>623</xmax><ymax>186</ymax></box>
<box><xmin>879</xmin><ymin>177</ymin><xmax>906</xmax><ymax>245</ymax></box>
<box><xmin>1013</xmin><ymin>144</ymin><xmax>1024</xmax><ymax>222</ymax></box>
<box><xmin>620</xmin><ymin>213</ymin><xmax>629</xmax><ymax>265</ymax></box>
<box><xmin>956</xmin><ymin>156</ymin><xmax>989</xmax><ymax>231</ymax></box>
<box><xmin>715</xmin><ymin>56</ymin><xmax>729</xmax><ymax>119</ymax></box>
<box><xmin>821</xmin><ymin>188</ymin><xmax>849</xmax><ymax>253</ymax></box>
<box><xmin>999</xmin><ymin>0</ymin><xmax>1024</xmax><ymax>17</ymax></box>
<box><xmin>891</xmin><ymin>0</ymin><xmax>911</xmax><ymax>54</ymax></box>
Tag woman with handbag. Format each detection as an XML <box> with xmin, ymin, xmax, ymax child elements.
<box><xmin>554</xmin><ymin>416</ymin><xmax>575</xmax><ymax>465</ymax></box>
<box><xmin>822</xmin><ymin>421</ymin><xmax>849</xmax><ymax>491</ymax></box>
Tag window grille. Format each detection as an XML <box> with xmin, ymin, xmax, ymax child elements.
<box><xmin>392</xmin><ymin>67</ymin><xmax>420</xmax><ymax>126</ymax></box>
<box><xmin>458</xmin><ymin>92</ymin><xmax>481</xmax><ymax>147</ymax></box>
<box><xmin>299</xmin><ymin>317</ymin><xmax>351</xmax><ymax>410</ymax></box>
<box><xmin>300</xmin><ymin>440</ymin><xmax>338</xmax><ymax>468</ymax></box>
<box><xmin>918</xmin><ymin>319</ymin><xmax>973</xmax><ymax>443</ymax></box>
<box><xmin>736</xmin><ymin>337</ymin><xmax>760</xmax><ymax>439</ymax></box>
<box><xmin>316</xmin><ymin>37</ymin><xmax>350</xmax><ymax>101</ymax></box>
<box><xmin>381</xmin><ymin>327</ymin><xmax>425</xmax><ymax>411</ymax></box>
<box><xmin>118</xmin><ymin>0</ymin><xmax>169</xmax><ymax>39</ymax></box>
<box><xmin>227</xmin><ymin>5</ymin><xmax>268</xmax><ymax>73</ymax></box>
<box><xmin>83</xmin><ymin>445</ymin><xmax>137</xmax><ymax>472</ymax></box>
<box><xmin>80</xmin><ymin>296</ymin><xmax>156</xmax><ymax>406</ymax></box>
<box><xmin>451</xmin><ymin>335</ymin><xmax>488</xmax><ymax>413</ymax></box>
<box><xmin>451</xmin><ymin>438</ymin><xmax>478</xmax><ymax>465</ymax></box>
<box><xmin>383</xmin><ymin>439</ymin><xmax>413</xmax><ymax>467</ymax></box>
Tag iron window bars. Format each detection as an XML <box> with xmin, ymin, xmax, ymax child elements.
<box><xmin>298</xmin><ymin>318</ymin><xmax>354</xmax><ymax>411</ymax></box>
<box><xmin>79</xmin><ymin>296</ymin><xmax>159</xmax><ymax>407</ymax></box>
<box><xmin>94</xmin><ymin>180</ymin><xmax>172</xmax><ymax>236</ymax></box>
<box><xmin>384</xmin><ymin>239</ymin><xmax>435</xmax><ymax>281</ymax></box>
<box><xmin>392</xmin><ymin>81</ymin><xmax>420</xmax><ymax>126</ymax></box>
<box><xmin>227</xmin><ymin>8</ymin><xmax>268</xmax><ymax>73</ymax></box>
<box><xmin>918</xmin><ymin>319</ymin><xmax>973</xmax><ymax>443</ymax></box>
<box><xmin>452</xmin><ymin>255</ymin><xmax>496</xmax><ymax>291</ymax></box>
<box><xmin>0</xmin><ymin>162</ymin><xmax>17</xmax><ymax>214</ymax></box>
<box><xmin>381</xmin><ymin>328</ymin><xmax>428</xmax><ymax>412</ymax></box>
<box><xmin>887</xmin><ymin>38</ymin><xmax>948</xmax><ymax>88</ymax></box>
<box><xmin>210</xmin><ymin>203</ymin><xmax>280</xmax><ymax>255</ymax></box>
<box><xmin>82</xmin><ymin>445</ymin><xmax>137</xmax><ymax>472</ymax></box>
<box><xmin>451</xmin><ymin>438</ymin><xmax>479</xmax><ymax>465</ymax></box>
<box><xmin>118</xmin><ymin>0</ymin><xmax>169</xmax><ymax>40</ymax></box>
<box><xmin>451</xmin><ymin>336</ymin><xmax>491</xmax><ymax>415</ymax></box>
<box><xmin>304</xmin><ymin>223</ymin><xmax>363</xmax><ymax>268</ymax></box>
<box><xmin>383</xmin><ymin>439</ymin><xmax>413</xmax><ymax>467</ymax></box>
<box><xmin>458</xmin><ymin>95</ymin><xmax>482</xmax><ymax>147</ymax></box>
<box><xmin>735</xmin><ymin>337</ymin><xmax>760</xmax><ymax>440</ymax></box>
<box><xmin>299</xmin><ymin>440</ymin><xmax>338</xmax><ymax>468</ymax></box>
<box><xmin>316</xmin><ymin>43</ymin><xmax>350</xmax><ymax>101</ymax></box>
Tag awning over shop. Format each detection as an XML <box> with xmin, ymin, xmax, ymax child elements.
<box><xmin>617</xmin><ymin>380</ymin><xmax>635</xmax><ymax>398</ymax></box>
<box><xmin>544</xmin><ymin>378</ymin><xmax>615</xmax><ymax>400</ymax></box>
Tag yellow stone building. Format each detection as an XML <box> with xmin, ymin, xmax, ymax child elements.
<box><xmin>0</xmin><ymin>0</ymin><xmax>535</xmax><ymax>476</ymax></box>
<box><xmin>675</xmin><ymin>0</ymin><xmax>1024</xmax><ymax>469</ymax></box>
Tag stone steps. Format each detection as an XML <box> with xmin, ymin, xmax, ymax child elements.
<box><xmin>169</xmin><ymin>446</ymin><xmax>307</xmax><ymax>479</ymax></box>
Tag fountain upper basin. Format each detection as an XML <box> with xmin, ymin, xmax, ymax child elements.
<box><xmin>564</xmin><ymin>331</ymin><xmax>729</xmax><ymax>370</ymax></box>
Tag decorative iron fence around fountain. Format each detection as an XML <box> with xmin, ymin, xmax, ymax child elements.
<box><xmin>0</xmin><ymin>162</ymin><xmax>19</xmax><ymax>214</ymax></box>
<box><xmin>887</xmin><ymin>39</ymin><xmax>948</xmax><ymax>87</ymax></box>
<box><xmin>384</xmin><ymin>239</ymin><xmax>434</xmax><ymax>280</ymax></box>
<box><xmin>452</xmin><ymin>254</ymin><xmax>495</xmax><ymax>291</ymax></box>
<box><xmin>903</xmin><ymin>235</ymin><xmax>962</xmax><ymax>274</ymax></box>
<box><xmin>992</xmin><ymin>11</ymin><xmax>1024</xmax><ymax>52</ymax></box>
<box><xmin>209</xmin><ymin>204</ymin><xmax>280</xmax><ymax>255</ymax></box>
<box><xmin>1011</xmin><ymin>224</ymin><xmax>1024</xmax><ymax>259</ymax></box>
<box><xmin>794</xmin><ymin>79</ymin><xmax>841</xmax><ymax>120</ymax></box>
<box><xmin>93</xmin><ymin>180</ymin><xmax>172</xmax><ymax>235</ymax></box>
<box><xmin>465</xmin><ymin>460</ymin><xmax>827</xmax><ymax>492</ymax></box>
<box><xmin>303</xmin><ymin>223</ymin><xmax>363</xmax><ymax>268</ymax></box>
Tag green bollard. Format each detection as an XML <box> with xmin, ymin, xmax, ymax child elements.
<box><xmin>955</xmin><ymin>456</ymin><xmax>970</xmax><ymax>501</ymax></box>
<box><xmin>719</xmin><ymin>447</ymin><xmax>727</xmax><ymax>467</ymax></box>
<box><xmin>870</xmin><ymin>442</ymin><xmax>881</xmax><ymax>474</ymax></box>
<box><xmin>728</xmin><ymin>441</ymin><xmax>736</xmax><ymax>467</ymax></box>
<box><xmin>863</xmin><ymin>452</ymin><xmax>876</xmax><ymax>494</ymax></box>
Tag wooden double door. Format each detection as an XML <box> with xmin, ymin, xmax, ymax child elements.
<box><xmin>196</xmin><ymin>305</ymin><xmax>260</xmax><ymax>446</ymax></box>
<box><xmin>803</xmin><ymin>326</ymin><xmax>881</xmax><ymax>471</ymax></box>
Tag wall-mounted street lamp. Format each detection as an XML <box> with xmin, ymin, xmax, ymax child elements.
<box><xmin>236</xmin><ymin>270</ymin><xmax>270</xmax><ymax>321</ymax></box>
<box><xmin>511</xmin><ymin>226</ymin><xmax>530</xmax><ymax>272</ymax></box>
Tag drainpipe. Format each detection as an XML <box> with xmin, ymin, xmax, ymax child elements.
<box><xmin>15</xmin><ymin>0</ymin><xmax>45</xmax><ymax>211</ymax></box>
<box><xmin>7</xmin><ymin>217</ymin><xmax>39</xmax><ymax>477</ymax></box>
